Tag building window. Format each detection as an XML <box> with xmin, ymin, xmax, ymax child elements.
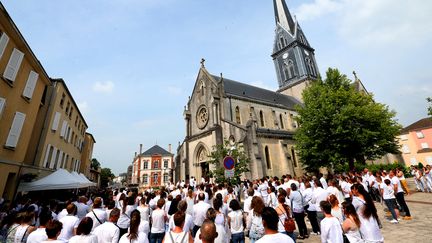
<box><xmin>235</xmin><ymin>106</ymin><xmax>241</xmax><ymax>124</ymax></box>
<box><xmin>164</xmin><ymin>173</ymin><xmax>169</xmax><ymax>183</ymax></box>
<box><xmin>260</xmin><ymin>110</ymin><xmax>265</xmax><ymax>127</ymax></box>
<box><xmin>143</xmin><ymin>161</ymin><xmax>148</xmax><ymax>169</ymax></box>
<box><xmin>421</xmin><ymin>143</ymin><xmax>429</xmax><ymax>149</ymax></box>
<box><xmin>200</xmin><ymin>81</ymin><xmax>205</xmax><ymax>96</ymax></box>
<box><xmin>5</xmin><ymin>112</ymin><xmax>26</xmax><ymax>148</ymax></box>
<box><xmin>410</xmin><ymin>157</ymin><xmax>417</xmax><ymax>165</ymax></box>
<box><xmin>65</xmin><ymin>101</ymin><xmax>70</xmax><ymax>114</ymax></box>
<box><xmin>60</xmin><ymin>93</ymin><xmax>65</xmax><ymax>108</ymax></box>
<box><xmin>291</xmin><ymin>147</ymin><xmax>298</xmax><ymax>167</ymax></box>
<box><xmin>153</xmin><ymin>173</ymin><xmax>158</xmax><ymax>185</ymax></box>
<box><xmin>283</xmin><ymin>66</ymin><xmax>289</xmax><ymax>81</ymax></box>
<box><xmin>400</xmin><ymin>134</ymin><xmax>408</xmax><ymax>141</ymax></box>
<box><xmin>416</xmin><ymin>131</ymin><xmax>425</xmax><ymax>138</ymax></box>
<box><xmin>279</xmin><ymin>114</ymin><xmax>284</xmax><ymax>129</ymax></box>
<box><xmin>290</xmin><ymin>113</ymin><xmax>297</xmax><ymax>128</ymax></box>
<box><xmin>153</xmin><ymin>160</ymin><xmax>159</xmax><ymax>169</ymax></box>
<box><xmin>45</xmin><ymin>146</ymin><xmax>54</xmax><ymax>168</ymax></box>
<box><xmin>143</xmin><ymin>174</ymin><xmax>148</xmax><ymax>184</ymax></box>
<box><xmin>164</xmin><ymin>160</ymin><xmax>169</xmax><ymax>169</ymax></box>
<box><xmin>402</xmin><ymin>144</ymin><xmax>410</xmax><ymax>154</ymax></box>
<box><xmin>265</xmin><ymin>146</ymin><xmax>271</xmax><ymax>169</ymax></box>
<box><xmin>69</xmin><ymin>107</ymin><xmax>73</xmax><ymax>119</ymax></box>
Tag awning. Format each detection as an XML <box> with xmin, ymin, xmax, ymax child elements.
<box><xmin>18</xmin><ymin>169</ymin><xmax>92</xmax><ymax>192</ymax></box>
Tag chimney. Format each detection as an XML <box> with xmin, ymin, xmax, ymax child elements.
<box><xmin>168</xmin><ymin>144</ymin><xmax>172</xmax><ymax>153</ymax></box>
<box><xmin>134</xmin><ymin>152</ymin><xmax>137</xmax><ymax>158</ymax></box>
<box><xmin>139</xmin><ymin>144</ymin><xmax>143</xmax><ymax>154</ymax></box>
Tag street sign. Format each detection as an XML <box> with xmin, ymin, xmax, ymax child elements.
<box><xmin>224</xmin><ymin>169</ymin><xmax>234</xmax><ymax>178</ymax></box>
<box><xmin>223</xmin><ymin>156</ymin><xmax>235</xmax><ymax>170</ymax></box>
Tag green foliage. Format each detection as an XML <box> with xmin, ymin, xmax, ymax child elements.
<box><xmin>91</xmin><ymin>158</ymin><xmax>101</xmax><ymax>170</ymax></box>
<box><xmin>100</xmin><ymin>168</ymin><xmax>115</xmax><ymax>187</ymax></box>
<box><xmin>427</xmin><ymin>97</ymin><xmax>432</xmax><ymax>116</ymax></box>
<box><xmin>294</xmin><ymin>68</ymin><xmax>402</xmax><ymax>172</ymax></box>
<box><xmin>207</xmin><ymin>140</ymin><xmax>250</xmax><ymax>185</ymax></box>
<box><xmin>418</xmin><ymin>162</ymin><xmax>424</xmax><ymax>170</ymax></box>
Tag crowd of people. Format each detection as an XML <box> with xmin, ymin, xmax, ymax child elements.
<box><xmin>410</xmin><ymin>165</ymin><xmax>432</xmax><ymax>193</ymax></box>
<box><xmin>0</xmin><ymin>168</ymin><xmax>414</xmax><ymax>243</ymax></box>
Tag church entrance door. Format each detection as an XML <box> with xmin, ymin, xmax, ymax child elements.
<box><xmin>200</xmin><ymin>162</ymin><xmax>209</xmax><ymax>179</ymax></box>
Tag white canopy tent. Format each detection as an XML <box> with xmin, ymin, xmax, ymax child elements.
<box><xmin>71</xmin><ymin>171</ymin><xmax>96</xmax><ymax>187</ymax></box>
<box><xmin>79</xmin><ymin>173</ymin><xmax>97</xmax><ymax>187</ymax></box>
<box><xmin>18</xmin><ymin>169</ymin><xmax>93</xmax><ymax>192</ymax></box>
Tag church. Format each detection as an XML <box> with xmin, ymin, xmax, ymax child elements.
<box><xmin>174</xmin><ymin>0</ymin><xmax>319</xmax><ymax>182</ymax></box>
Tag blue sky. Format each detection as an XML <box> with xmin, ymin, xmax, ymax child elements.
<box><xmin>3</xmin><ymin>0</ymin><xmax>431</xmax><ymax>175</ymax></box>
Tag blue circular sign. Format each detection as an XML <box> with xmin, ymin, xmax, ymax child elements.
<box><xmin>223</xmin><ymin>156</ymin><xmax>235</xmax><ymax>170</ymax></box>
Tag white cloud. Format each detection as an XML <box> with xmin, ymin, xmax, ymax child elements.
<box><xmin>167</xmin><ymin>86</ymin><xmax>183</xmax><ymax>95</ymax></box>
<box><xmin>92</xmin><ymin>81</ymin><xmax>114</xmax><ymax>94</ymax></box>
<box><xmin>295</xmin><ymin>0</ymin><xmax>432</xmax><ymax>47</ymax></box>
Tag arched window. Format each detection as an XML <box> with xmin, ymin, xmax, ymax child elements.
<box><xmin>235</xmin><ymin>106</ymin><xmax>241</xmax><ymax>124</ymax></box>
<box><xmin>153</xmin><ymin>160</ymin><xmax>159</xmax><ymax>169</ymax></box>
<box><xmin>306</xmin><ymin>57</ymin><xmax>316</xmax><ymax>76</ymax></box>
<box><xmin>291</xmin><ymin>148</ymin><xmax>298</xmax><ymax>167</ymax></box>
<box><xmin>143</xmin><ymin>174</ymin><xmax>148</xmax><ymax>184</ymax></box>
<box><xmin>250</xmin><ymin>107</ymin><xmax>255</xmax><ymax>118</ymax></box>
<box><xmin>288</xmin><ymin>60</ymin><xmax>295</xmax><ymax>78</ymax></box>
<box><xmin>260</xmin><ymin>110</ymin><xmax>265</xmax><ymax>127</ymax></box>
<box><xmin>200</xmin><ymin>81</ymin><xmax>205</xmax><ymax>96</ymax></box>
<box><xmin>153</xmin><ymin>173</ymin><xmax>159</xmax><ymax>185</ymax></box>
<box><xmin>265</xmin><ymin>146</ymin><xmax>271</xmax><ymax>169</ymax></box>
<box><xmin>283</xmin><ymin>66</ymin><xmax>289</xmax><ymax>81</ymax></box>
<box><xmin>279</xmin><ymin>114</ymin><xmax>284</xmax><ymax>129</ymax></box>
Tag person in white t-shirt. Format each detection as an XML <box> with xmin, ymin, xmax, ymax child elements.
<box><xmin>192</xmin><ymin>193</ymin><xmax>211</xmax><ymax>237</ymax></box>
<box><xmin>69</xmin><ymin>217</ymin><xmax>98</xmax><ymax>243</ymax></box>
<box><xmin>319</xmin><ymin>201</ymin><xmax>343</xmax><ymax>243</ymax></box>
<box><xmin>119</xmin><ymin>210</ymin><xmax>149</xmax><ymax>243</ymax></box>
<box><xmin>93</xmin><ymin>208</ymin><xmax>120</xmax><ymax>243</ymax></box>
<box><xmin>75</xmin><ymin>196</ymin><xmax>90</xmax><ymax>220</ymax></box>
<box><xmin>41</xmin><ymin>220</ymin><xmax>63</xmax><ymax>243</ymax></box>
<box><xmin>380</xmin><ymin>179</ymin><xmax>399</xmax><ymax>223</ymax></box>
<box><xmin>319</xmin><ymin>173</ymin><xmax>328</xmax><ymax>190</ymax></box>
<box><xmin>58</xmin><ymin>203</ymin><xmax>80</xmax><ymax>242</ymax></box>
<box><xmin>389</xmin><ymin>170</ymin><xmax>412</xmax><ymax>220</ymax></box>
<box><xmin>243</xmin><ymin>189</ymin><xmax>254</xmax><ymax>214</ymax></box>
<box><xmin>255</xmin><ymin>207</ymin><xmax>294</xmax><ymax>243</ymax></box>
<box><xmin>150</xmin><ymin>198</ymin><xmax>167</xmax><ymax>243</ymax></box>
<box><xmin>164</xmin><ymin>211</ymin><xmax>193</xmax><ymax>243</ymax></box>
<box><xmin>85</xmin><ymin>197</ymin><xmax>107</xmax><ymax>231</ymax></box>
<box><xmin>227</xmin><ymin>199</ymin><xmax>245</xmax><ymax>243</ymax></box>
<box><xmin>168</xmin><ymin>200</ymin><xmax>194</xmax><ymax>233</ymax></box>
<box><xmin>27</xmin><ymin>208</ymin><xmax>51</xmax><ymax>243</ymax></box>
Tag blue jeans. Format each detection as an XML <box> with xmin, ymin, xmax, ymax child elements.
<box><xmin>384</xmin><ymin>199</ymin><xmax>398</xmax><ymax>220</ymax></box>
<box><xmin>282</xmin><ymin>231</ymin><xmax>297</xmax><ymax>242</ymax></box>
<box><xmin>232</xmin><ymin>232</ymin><xmax>245</xmax><ymax>243</ymax></box>
<box><xmin>149</xmin><ymin>232</ymin><xmax>165</xmax><ymax>243</ymax></box>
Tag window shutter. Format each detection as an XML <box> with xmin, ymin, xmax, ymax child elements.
<box><xmin>4</xmin><ymin>48</ymin><xmax>24</xmax><ymax>82</ymax></box>
<box><xmin>43</xmin><ymin>144</ymin><xmax>51</xmax><ymax>167</ymax></box>
<box><xmin>60</xmin><ymin>121</ymin><xmax>67</xmax><ymax>137</ymax></box>
<box><xmin>0</xmin><ymin>97</ymin><xmax>5</xmax><ymax>117</ymax></box>
<box><xmin>22</xmin><ymin>71</ymin><xmax>39</xmax><ymax>99</ymax></box>
<box><xmin>0</xmin><ymin>33</ymin><xmax>9</xmax><ymax>60</ymax></box>
<box><xmin>49</xmin><ymin>147</ymin><xmax>57</xmax><ymax>169</ymax></box>
<box><xmin>52</xmin><ymin>112</ymin><xmax>61</xmax><ymax>131</ymax></box>
<box><xmin>5</xmin><ymin>112</ymin><xmax>26</xmax><ymax>148</ymax></box>
<box><xmin>57</xmin><ymin>151</ymin><xmax>63</xmax><ymax>169</ymax></box>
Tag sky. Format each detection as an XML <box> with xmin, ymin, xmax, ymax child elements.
<box><xmin>2</xmin><ymin>0</ymin><xmax>431</xmax><ymax>175</ymax></box>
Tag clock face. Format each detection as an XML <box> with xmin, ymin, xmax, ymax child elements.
<box><xmin>282</xmin><ymin>52</ymin><xmax>288</xmax><ymax>59</ymax></box>
<box><xmin>196</xmin><ymin>105</ymin><xmax>209</xmax><ymax>129</ymax></box>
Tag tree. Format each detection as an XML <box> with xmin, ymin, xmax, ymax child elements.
<box><xmin>91</xmin><ymin>158</ymin><xmax>101</xmax><ymax>170</ymax></box>
<box><xmin>427</xmin><ymin>97</ymin><xmax>432</xmax><ymax>116</ymax></box>
<box><xmin>100</xmin><ymin>168</ymin><xmax>115</xmax><ymax>187</ymax></box>
<box><xmin>294</xmin><ymin>68</ymin><xmax>402</xmax><ymax>172</ymax></box>
<box><xmin>207</xmin><ymin>140</ymin><xmax>250</xmax><ymax>185</ymax></box>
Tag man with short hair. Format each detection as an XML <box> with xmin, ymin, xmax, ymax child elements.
<box><xmin>192</xmin><ymin>193</ymin><xmax>211</xmax><ymax>237</ymax></box>
<box><xmin>75</xmin><ymin>196</ymin><xmax>89</xmax><ymax>220</ymax></box>
<box><xmin>389</xmin><ymin>170</ymin><xmax>412</xmax><ymax>220</ymax></box>
<box><xmin>319</xmin><ymin>201</ymin><xmax>343</xmax><ymax>243</ymax></box>
<box><xmin>27</xmin><ymin>208</ymin><xmax>51</xmax><ymax>243</ymax></box>
<box><xmin>44</xmin><ymin>220</ymin><xmax>63</xmax><ymax>242</ymax></box>
<box><xmin>93</xmin><ymin>208</ymin><xmax>120</xmax><ymax>243</ymax></box>
<box><xmin>199</xmin><ymin>219</ymin><xmax>219</xmax><ymax>243</ymax></box>
<box><xmin>86</xmin><ymin>197</ymin><xmax>107</xmax><ymax>230</ymax></box>
<box><xmin>256</xmin><ymin>207</ymin><xmax>293</xmax><ymax>242</ymax></box>
<box><xmin>58</xmin><ymin>203</ymin><xmax>79</xmax><ymax>242</ymax></box>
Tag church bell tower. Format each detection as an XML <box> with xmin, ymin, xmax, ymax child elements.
<box><xmin>272</xmin><ymin>0</ymin><xmax>319</xmax><ymax>100</ymax></box>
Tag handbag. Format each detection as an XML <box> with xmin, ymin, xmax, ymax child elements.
<box><xmin>278</xmin><ymin>204</ymin><xmax>296</xmax><ymax>233</ymax></box>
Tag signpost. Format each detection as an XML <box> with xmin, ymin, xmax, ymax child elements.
<box><xmin>223</xmin><ymin>156</ymin><xmax>235</xmax><ymax>178</ymax></box>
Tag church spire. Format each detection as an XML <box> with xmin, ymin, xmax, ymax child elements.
<box><xmin>273</xmin><ymin>0</ymin><xmax>296</xmax><ymax>34</ymax></box>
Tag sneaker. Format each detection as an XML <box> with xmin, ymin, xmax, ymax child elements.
<box><xmin>403</xmin><ymin>216</ymin><xmax>412</xmax><ymax>220</ymax></box>
<box><xmin>310</xmin><ymin>232</ymin><xmax>319</xmax><ymax>236</ymax></box>
<box><xmin>390</xmin><ymin>219</ymin><xmax>399</xmax><ymax>224</ymax></box>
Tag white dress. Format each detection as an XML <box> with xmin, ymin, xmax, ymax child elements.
<box><xmin>345</xmin><ymin>229</ymin><xmax>364</xmax><ymax>243</ymax></box>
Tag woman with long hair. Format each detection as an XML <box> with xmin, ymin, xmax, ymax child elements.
<box><xmin>351</xmin><ymin>183</ymin><xmax>383</xmax><ymax>243</ymax></box>
<box><xmin>14</xmin><ymin>211</ymin><xmax>36</xmax><ymax>243</ymax></box>
<box><xmin>276</xmin><ymin>194</ymin><xmax>296</xmax><ymax>242</ymax></box>
<box><xmin>118</xmin><ymin>195</ymin><xmax>137</xmax><ymax>238</ymax></box>
<box><xmin>185</xmin><ymin>190</ymin><xmax>194</xmax><ymax>216</ymax></box>
<box><xmin>246</xmin><ymin>196</ymin><xmax>265</xmax><ymax>243</ymax></box>
<box><xmin>137</xmin><ymin>196</ymin><xmax>151</xmax><ymax>222</ymax></box>
<box><xmin>341</xmin><ymin>202</ymin><xmax>364</xmax><ymax>243</ymax></box>
<box><xmin>328</xmin><ymin>194</ymin><xmax>343</xmax><ymax>224</ymax></box>
<box><xmin>119</xmin><ymin>210</ymin><xmax>149</xmax><ymax>243</ymax></box>
<box><xmin>69</xmin><ymin>217</ymin><xmax>98</xmax><ymax>243</ymax></box>
<box><xmin>227</xmin><ymin>199</ymin><xmax>245</xmax><ymax>243</ymax></box>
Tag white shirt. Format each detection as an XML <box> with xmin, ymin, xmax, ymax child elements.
<box><xmin>302</xmin><ymin>187</ymin><xmax>315</xmax><ymax>211</ymax></box>
<box><xmin>93</xmin><ymin>221</ymin><xmax>120</xmax><ymax>243</ymax></box>
<box><xmin>228</xmin><ymin>210</ymin><xmax>244</xmax><ymax>234</ymax></box>
<box><xmin>255</xmin><ymin>233</ymin><xmax>294</xmax><ymax>243</ymax></box>
<box><xmin>381</xmin><ymin>183</ymin><xmax>395</xmax><ymax>200</ymax></box>
<box><xmin>57</xmin><ymin>209</ymin><xmax>67</xmax><ymax>221</ymax></box>
<box><xmin>168</xmin><ymin>213</ymin><xmax>193</xmax><ymax>232</ymax></box>
<box><xmin>391</xmin><ymin>176</ymin><xmax>403</xmax><ymax>193</ymax></box>
<box><xmin>289</xmin><ymin>191</ymin><xmax>304</xmax><ymax>213</ymax></box>
<box><xmin>26</xmin><ymin>228</ymin><xmax>48</xmax><ymax>243</ymax></box>
<box><xmin>193</xmin><ymin>201</ymin><xmax>211</xmax><ymax>226</ymax></box>
<box><xmin>14</xmin><ymin>225</ymin><xmax>31</xmax><ymax>243</ymax></box>
<box><xmin>267</xmin><ymin>192</ymin><xmax>278</xmax><ymax>208</ymax></box>
<box><xmin>312</xmin><ymin>187</ymin><xmax>329</xmax><ymax>212</ymax></box>
<box><xmin>86</xmin><ymin>208</ymin><xmax>107</xmax><ymax>231</ymax></box>
<box><xmin>320</xmin><ymin>177</ymin><xmax>328</xmax><ymax>190</ymax></box>
<box><xmin>320</xmin><ymin>217</ymin><xmax>344</xmax><ymax>243</ymax></box>
<box><xmin>341</xmin><ymin>181</ymin><xmax>352</xmax><ymax>198</ymax></box>
<box><xmin>119</xmin><ymin>232</ymin><xmax>149</xmax><ymax>243</ymax></box>
<box><xmin>117</xmin><ymin>205</ymin><xmax>136</xmax><ymax>229</ymax></box>
<box><xmin>69</xmin><ymin>234</ymin><xmax>98</xmax><ymax>243</ymax></box>
<box><xmin>243</xmin><ymin>197</ymin><xmax>252</xmax><ymax>213</ymax></box>
<box><xmin>75</xmin><ymin>202</ymin><xmax>90</xmax><ymax>220</ymax></box>
<box><xmin>136</xmin><ymin>205</ymin><xmax>151</xmax><ymax>222</ymax></box>
<box><xmin>58</xmin><ymin>215</ymin><xmax>80</xmax><ymax>242</ymax></box>
<box><xmin>151</xmin><ymin>209</ymin><xmax>166</xmax><ymax>233</ymax></box>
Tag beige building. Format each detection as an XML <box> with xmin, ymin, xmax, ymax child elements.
<box><xmin>0</xmin><ymin>3</ymin><xmax>53</xmax><ymax>200</ymax></box>
<box><xmin>80</xmin><ymin>133</ymin><xmax>96</xmax><ymax>178</ymax></box>
<box><xmin>398</xmin><ymin>118</ymin><xmax>432</xmax><ymax>166</ymax></box>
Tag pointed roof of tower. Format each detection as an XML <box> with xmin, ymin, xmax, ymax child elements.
<box><xmin>273</xmin><ymin>0</ymin><xmax>296</xmax><ymax>34</ymax></box>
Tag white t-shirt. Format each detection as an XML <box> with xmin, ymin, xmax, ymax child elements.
<box><xmin>391</xmin><ymin>176</ymin><xmax>403</xmax><ymax>193</ymax></box>
<box><xmin>119</xmin><ymin>232</ymin><xmax>149</xmax><ymax>243</ymax></box>
<box><xmin>69</xmin><ymin>234</ymin><xmax>98</xmax><ymax>243</ymax></box>
<box><xmin>14</xmin><ymin>225</ymin><xmax>31</xmax><ymax>243</ymax></box>
<box><xmin>151</xmin><ymin>209</ymin><xmax>166</xmax><ymax>233</ymax></box>
<box><xmin>117</xmin><ymin>205</ymin><xmax>136</xmax><ymax>229</ymax></box>
<box><xmin>255</xmin><ymin>233</ymin><xmax>294</xmax><ymax>243</ymax></box>
<box><xmin>320</xmin><ymin>217</ymin><xmax>344</xmax><ymax>243</ymax></box>
<box><xmin>136</xmin><ymin>206</ymin><xmax>150</xmax><ymax>222</ymax></box>
<box><xmin>168</xmin><ymin>213</ymin><xmax>194</xmax><ymax>232</ymax></box>
<box><xmin>193</xmin><ymin>201</ymin><xmax>211</xmax><ymax>227</ymax></box>
<box><xmin>381</xmin><ymin>183</ymin><xmax>395</xmax><ymax>200</ymax></box>
<box><xmin>312</xmin><ymin>187</ymin><xmax>329</xmax><ymax>212</ymax></box>
<box><xmin>228</xmin><ymin>210</ymin><xmax>244</xmax><ymax>234</ymax></box>
<box><xmin>58</xmin><ymin>215</ymin><xmax>80</xmax><ymax>242</ymax></box>
<box><xmin>26</xmin><ymin>228</ymin><xmax>48</xmax><ymax>243</ymax></box>
<box><xmin>93</xmin><ymin>222</ymin><xmax>120</xmax><ymax>243</ymax></box>
<box><xmin>163</xmin><ymin>231</ymin><xmax>189</xmax><ymax>243</ymax></box>
<box><xmin>289</xmin><ymin>191</ymin><xmax>304</xmax><ymax>213</ymax></box>
<box><xmin>86</xmin><ymin>208</ymin><xmax>107</xmax><ymax>230</ymax></box>
<box><xmin>243</xmin><ymin>197</ymin><xmax>252</xmax><ymax>213</ymax></box>
<box><xmin>320</xmin><ymin>177</ymin><xmax>328</xmax><ymax>189</ymax></box>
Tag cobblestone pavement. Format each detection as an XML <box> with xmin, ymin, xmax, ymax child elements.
<box><xmin>248</xmin><ymin>178</ymin><xmax>432</xmax><ymax>243</ymax></box>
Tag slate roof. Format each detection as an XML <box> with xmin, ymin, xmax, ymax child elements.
<box><xmin>140</xmin><ymin>145</ymin><xmax>173</xmax><ymax>156</ymax></box>
<box><xmin>210</xmin><ymin>75</ymin><xmax>301</xmax><ymax>109</ymax></box>
<box><xmin>400</xmin><ymin>117</ymin><xmax>432</xmax><ymax>134</ymax></box>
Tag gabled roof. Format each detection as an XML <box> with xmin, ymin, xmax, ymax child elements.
<box><xmin>140</xmin><ymin>145</ymin><xmax>173</xmax><ymax>156</ymax></box>
<box><xmin>210</xmin><ymin>75</ymin><xmax>300</xmax><ymax>109</ymax></box>
<box><xmin>401</xmin><ymin>117</ymin><xmax>432</xmax><ymax>134</ymax></box>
